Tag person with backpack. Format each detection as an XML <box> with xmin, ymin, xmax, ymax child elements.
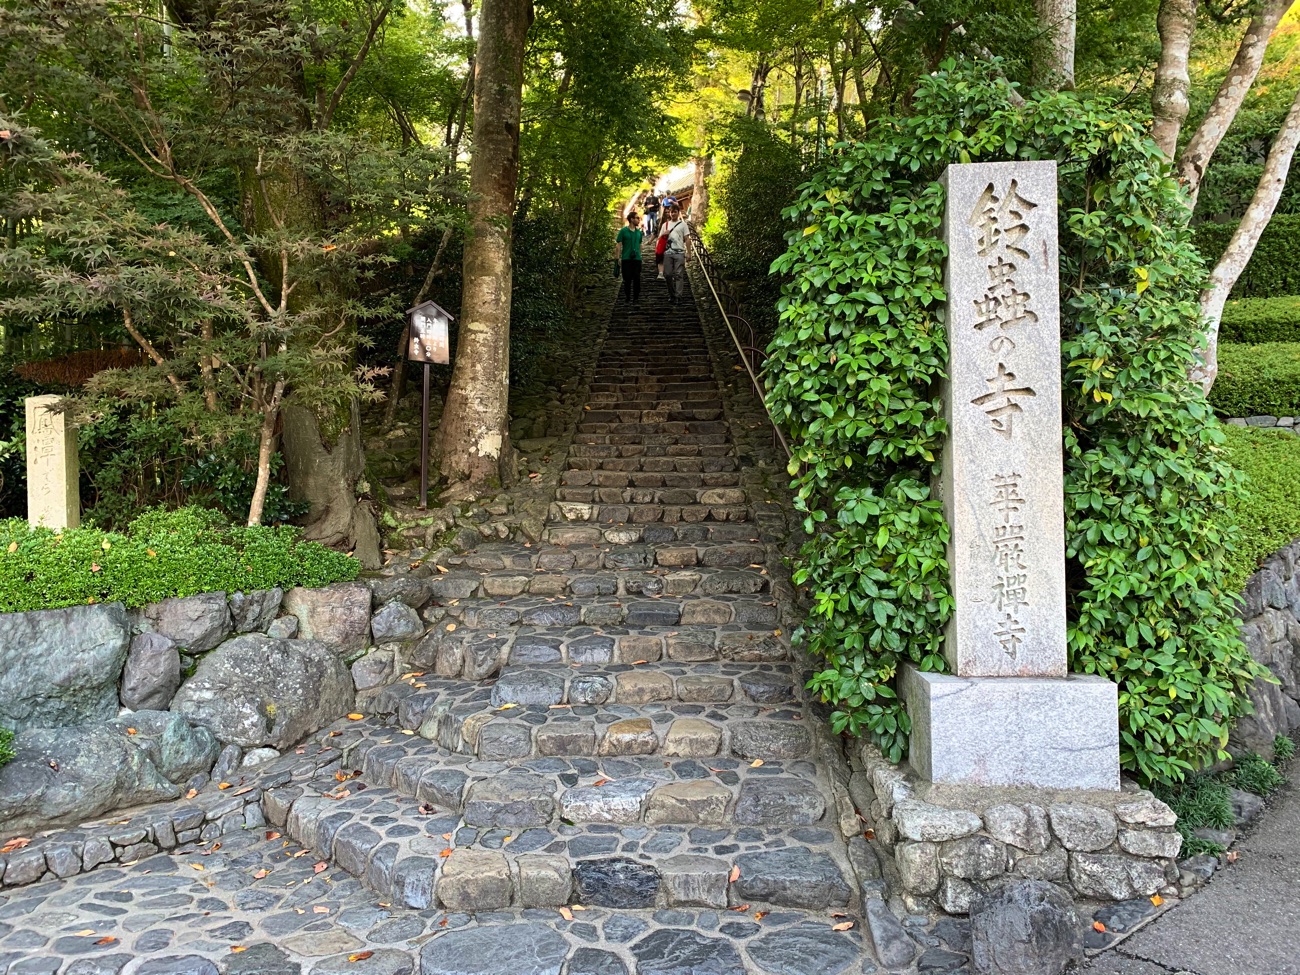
<box><xmin>614</xmin><ymin>211</ymin><xmax>644</xmax><ymax>303</ymax></box>
<box><xmin>643</xmin><ymin>189</ymin><xmax>660</xmax><ymax>236</ymax></box>
<box><xmin>659</xmin><ymin>204</ymin><xmax>690</xmax><ymax>304</ymax></box>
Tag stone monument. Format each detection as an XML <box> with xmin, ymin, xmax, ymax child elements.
<box><xmin>903</xmin><ymin>161</ymin><xmax>1120</xmax><ymax>790</ymax></box>
<box><xmin>25</xmin><ymin>395</ymin><xmax>80</xmax><ymax>530</ymax></box>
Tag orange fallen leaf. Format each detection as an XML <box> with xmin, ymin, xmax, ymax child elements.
<box><xmin>1150</xmin><ymin>894</ymin><xmax>1164</xmax><ymax>907</ymax></box>
<box><xmin>94</xmin><ymin>937</ymin><xmax>117</xmax><ymax>945</ymax></box>
<box><xmin>190</xmin><ymin>864</ymin><xmax>205</xmax><ymax>871</ymax></box>
<box><xmin>314</xmin><ymin>861</ymin><xmax>329</xmax><ymax>873</ymax></box>
<box><xmin>347</xmin><ymin>713</ymin><xmax>365</xmax><ymax>721</ymax></box>
<box><xmin>728</xmin><ymin>865</ymin><xmax>741</xmax><ymax>883</ymax></box>
<box><xmin>754</xmin><ymin>911</ymin><xmax>768</xmax><ymax>920</ymax></box>
<box><xmin>558</xmin><ymin>907</ymin><xmax>574</xmax><ymax>920</ymax></box>
<box><xmin>750</xmin><ymin>759</ymin><xmax>764</xmax><ymax>768</ymax></box>
<box><xmin>185</xmin><ymin>788</ymin><xmax>198</xmax><ymax>799</ymax></box>
<box><xmin>1093</xmin><ymin>921</ymin><xmax>1107</xmax><ymax>933</ymax></box>
<box><xmin>230</xmin><ymin>946</ymin><xmax>248</xmax><ymax>953</ymax></box>
<box><xmin>254</xmin><ymin>869</ymin><xmax>270</xmax><ymax>879</ymax></box>
<box><xmin>439</xmin><ymin>918</ymin><xmax>449</xmax><ymax>927</ymax></box>
<box><xmin>0</xmin><ymin>837</ymin><xmax>31</xmax><ymax>854</ymax></box>
<box><xmin>445</xmin><ymin>623</ymin><xmax>456</xmax><ymax>632</ymax></box>
<box><xmin>348</xmin><ymin>952</ymin><xmax>374</xmax><ymax>962</ymax></box>
<box><xmin>218</xmin><ymin>782</ymin><xmax>232</xmax><ymax>790</ymax></box>
<box><xmin>439</xmin><ymin>848</ymin><xmax>454</xmax><ymax>858</ymax></box>
<box><xmin>442</xmin><ymin>833</ymin><xmax>453</xmax><ymax>840</ymax></box>
<box><xmin>831</xmin><ymin>921</ymin><xmax>854</xmax><ymax>932</ymax></box>
<box><xmin>730</xmin><ymin>904</ymin><xmax>751</xmax><ymax>912</ymax></box>
<box><xmin>126</xmin><ymin>727</ymin><xmax>138</xmax><ymax>735</ymax></box>
<box><xmin>592</xmin><ymin>778</ymin><xmax>609</xmax><ymax>787</ymax></box>
<box><xmin>313</xmin><ymin>906</ymin><xmax>330</xmax><ymax>914</ymax></box>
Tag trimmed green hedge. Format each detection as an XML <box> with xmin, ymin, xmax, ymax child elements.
<box><xmin>1220</xmin><ymin>297</ymin><xmax>1300</xmax><ymax>345</ymax></box>
<box><xmin>1209</xmin><ymin>343</ymin><xmax>1300</xmax><ymax>418</ymax></box>
<box><xmin>0</xmin><ymin>506</ymin><xmax>359</xmax><ymax>613</ymax></box>
<box><xmin>1194</xmin><ymin>215</ymin><xmax>1300</xmax><ymax>298</ymax></box>
<box><xmin>1223</xmin><ymin>425</ymin><xmax>1300</xmax><ymax>591</ymax></box>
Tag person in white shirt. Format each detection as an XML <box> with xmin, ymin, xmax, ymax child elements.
<box><xmin>659</xmin><ymin>205</ymin><xmax>690</xmax><ymax>305</ymax></box>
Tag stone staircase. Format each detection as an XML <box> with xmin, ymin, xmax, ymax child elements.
<box><xmin>267</xmin><ymin>261</ymin><xmax>868</xmax><ymax>927</ymax></box>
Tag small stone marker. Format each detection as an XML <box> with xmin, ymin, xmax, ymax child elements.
<box><xmin>25</xmin><ymin>394</ymin><xmax>80</xmax><ymax>530</ymax></box>
<box><xmin>904</xmin><ymin>161</ymin><xmax>1119</xmax><ymax>791</ymax></box>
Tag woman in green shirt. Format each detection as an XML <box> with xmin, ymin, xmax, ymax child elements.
<box><xmin>615</xmin><ymin>212</ymin><xmax>644</xmax><ymax>303</ymax></box>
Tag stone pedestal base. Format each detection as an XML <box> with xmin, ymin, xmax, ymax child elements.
<box><xmin>902</xmin><ymin>666</ymin><xmax>1119</xmax><ymax>791</ymax></box>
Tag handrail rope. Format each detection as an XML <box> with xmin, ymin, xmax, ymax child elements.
<box><xmin>687</xmin><ymin>228</ymin><xmax>793</xmax><ymax>463</ymax></box>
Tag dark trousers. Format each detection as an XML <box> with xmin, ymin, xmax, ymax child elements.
<box><xmin>621</xmin><ymin>259</ymin><xmax>642</xmax><ymax>300</ymax></box>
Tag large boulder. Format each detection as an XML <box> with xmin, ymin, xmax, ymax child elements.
<box><xmin>0</xmin><ymin>725</ymin><xmax>180</xmax><ymax>835</ymax></box>
<box><xmin>120</xmin><ymin>632</ymin><xmax>181</xmax><ymax>711</ymax></box>
<box><xmin>109</xmin><ymin>711</ymin><xmax>220</xmax><ymax>784</ymax></box>
<box><xmin>141</xmin><ymin>592</ymin><xmax>232</xmax><ymax>652</ymax></box>
<box><xmin>0</xmin><ymin>603</ymin><xmax>130</xmax><ymax>733</ymax></box>
<box><xmin>970</xmin><ymin>880</ymin><xmax>1083</xmax><ymax>975</ymax></box>
<box><xmin>171</xmin><ymin>634</ymin><xmax>354</xmax><ymax>749</ymax></box>
<box><xmin>282</xmin><ymin>583</ymin><xmax>372</xmax><ymax>653</ymax></box>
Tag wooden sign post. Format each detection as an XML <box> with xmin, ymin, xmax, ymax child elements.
<box><xmin>405</xmin><ymin>300</ymin><xmax>453</xmax><ymax>509</ymax></box>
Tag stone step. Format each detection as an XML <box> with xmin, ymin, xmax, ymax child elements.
<box><xmin>429</xmin><ymin>592</ymin><xmax>779</xmax><ymax>630</ymax></box>
<box><xmin>270</xmin><ymin>777</ymin><xmax>854</xmax><ymax>912</ymax></box>
<box><xmin>547</xmin><ymin>500</ymin><xmax>751</xmax><ymax>525</ymax></box>
<box><xmin>588</xmin><ymin>382</ymin><xmax>721</xmax><ymax>397</ymax></box>
<box><xmin>456</xmin><ymin>539</ymin><xmax>768</xmax><ymax>573</ymax></box>
<box><xmin>414</xmin><ymin>619</ymin><xmax>786</xmax><ymax>682</ymax></box>
<box><xmin>440</xmin><ymin>564</ymin><xmax>770</xmax><ymax>600</ymax></box>
<box><xmin>379</xmin><ymin>682</ymin><xmax>813</xmax><ymax>762</ymax></box>
<box><xmin>543</xmin><ymin>522</ymin><xmax>763</xmax><ymax>546</ymax></box>
<box><xmin>554</xmin><ymin>485</ymin><xmax>746</xmax><ymax>506</ymax></box>
<box><xmin>584</xmin><ymin>396</ymin><xmax>726</xmax><ymax>411</ymax></box>
<box><xmin>576</xmin><ymin>421</ymin><xmax>731</xmax><ymax>436</ymax></box>
<box><xmin>487</xmin><ymin>661</ymin><xmax>799</xmax><ymax>708</ymax></box>
<box><xmin>572</xmin><ymin>434</ymin><xmax>733</xmax><ymax>449</ymax></box>
<box><xmin>564</xmin><ymin>455</ymin><xmax>739</xmax><ymax>473</ymax></box>
<box><xmin>561</xmin><ymin>470</ymin><xmax>743</xmax><ymax>488</ymax></box>
<box><xmin>334</xmin><ymin>731</ymin><xmax>829</xmax><ymax>830</ymax></box>
<box><xmin>580</xmin><ymin>409</ymin><xmax>725</xmax><ymax>423</ymax></box>
<box><xmin>569</xmin><ymin>442</ymin><xmax>736</xmax><ymax>459</ymax></box>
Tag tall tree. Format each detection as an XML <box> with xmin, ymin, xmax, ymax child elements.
<box><xmin>436</xmin><ymin>0</ymin><xmax>532</xmax><ymax>493</ymax></box>
<box><xmin>1034</xmin><ymin>0</ymin><xmax>1077</xmax><ymax>89</ymax></box>
<box><xmin>1151</xmin><ymin>0</ymin><xmax>1197</xmax><ymax>156</ymax></box>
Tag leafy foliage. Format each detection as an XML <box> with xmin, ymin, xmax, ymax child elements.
<box><xmin>0</xmin><ymin>727</ymin><xmax>13</xmax><ymax>770</ymax></box>
<box><xmin>1220</xmin><ymin>297</ymin><xmax>1300</xmax><ymax>345</ymax></box>
<box><xmin>1209</xmin><ymin>343</ymin><xmax>1300</xmax><ymax>418</ymax></box>
<box><xmin>1221</xmin><ymin>425</ymin><xmax>1300</xmax><ymax>591</ymax></box>
<box><xmin>1194</xmin><ymin>215</ymin><xmax>1300</xmax><ymax>298</ymax></box>
<box><xmin>767</xmin><ymin>62</ymin><xmax>1261</xmax><ymax>782</ymax></box>
<box><xmin>1230</xmin><ymin>752</ymin><xmax>1284</xmax><ymax>796</ymax></box>
<box><xmin>0</xmin><ymin>506</ymin><xmax>358</xmax><ymax>612</ymax></box>
<box><xmin>1274</xmin><ymin>733</ymin><xmax>1296</xmax><ymax>760</ymax></box>
<box><xmin>1152</xmin><ymin>772</ymin><xmax>1234</xmax><ymax>856</ymax></box>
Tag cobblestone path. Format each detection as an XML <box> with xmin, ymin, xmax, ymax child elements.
<box><xmin>0</xmin><ymin>261</ymin><xmax>929</xmax><ymax>973</ymax></box>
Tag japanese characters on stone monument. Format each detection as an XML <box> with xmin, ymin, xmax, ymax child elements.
<box><xmin>25</xmin><ymin>395</ymin><xmax>80</xmax><ymax>530</ymax></box>
<box><xmin>903</xmin><ymin>161</ymin><xmax>1120</xmax><ymax>791</ymax></box>
<box><xmin>941</xmin><ymin>160</ymin><xmax>1067</xmax><ymax>679</ymax></box>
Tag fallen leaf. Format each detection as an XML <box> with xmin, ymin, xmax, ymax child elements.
<box><xmin>440</xmin><ymin>848</ymin><xmax>454</xmax><ymax>857</ymax></box>
<box><xmin>314</xmin><ymin>861</ymin><xmax>329</xmax><ymax>874</ymax></box>
<box><xmin>558</xmin><ymin>907</ymin><xmax>574</xmax><ymax>921</ymax></box>
<box><xmin>0</xmin><ymin>837</ymin><xmax>31</xmax><ymax>854</ymax></box>
<box><xmin>863</xmin><ymin>828</ymin><xmax>875</xmax><ymax>840</ymax></box>
<box><xmin>94</xmin><ymin>936</ymin><xmax>117</xmax><ymax>945</ymax></box>
<box><xmin>439</xmin><ymin>918</ymin><xmax>449</xmax><ymax>927</ymax></box>
<box><xmin>401</xmin><ymin>729</ymin><xmax>416</xmax><ymax>735</ymax></box>
<box><xmin>750</xmin><ymin>759</ymin><xmax>764</xmax><ymax>768</ymax></box>
<box><xmin>313</xmin><ymin>905</ymin><xmax>330</xmax><ymax>914</ymax></box>
<box><xmin>348</xmin><ymin>952</ymin><xmax>374</xmax><ymax>962</ymax></box>
<box><xmin>253</xmin><ymin>869</ymin><xmax>270</xmax><ymax>879</ymax></box>
<box><xmin>592</xmin><ymin>778</ymin><xmax>609</xmax><ymax>787</ymax></box>
<box><xmin>830</xmin><ymin>912</ymin><xmax>848</xmax><ymax>918</ymax></box>
<box><xmin>6</xmin><ymin>541</ymin><xmax>16</xmax><ymax>552</ymax></box>
<box><xmin>190</xmin><ymin>864</ymin><xmax>205</xmax><ymax>871</ymax></box>
<box><xmin>1227</xmin><ymin>850</ymin><xmax>1240</xmax><ymax>863</ymax></box>
<box><xmin>218</xmin><ymin>782</ymin><xmax>232</xmax><ymax>790</ymax></box>
<box><xmin>1150</xmin><ymin>894</ymin><xmax>1164</xmax><ymax>907</ymax></box>
<box><xmin>446</xmin><ymin>623</ymin><xmax>457</xmax><ymax>632</ymax></box>
<box><xmin>831</xmin><ymin>921</ymin><xmax>854</xmax><ymax>932</ymax></box>
<box><xmin>632</xmin><ymin>659</ymin><xmax>648</xmax><ymax>665</ymax></box>
<box><xmin>497</xmin><ymin>702</ymin><xmax>518</xmax><ymax>710</ymax></box>
<box><xmin>728</xmin><ymin>865</ymin><xmax>741</xmax><ymax>883</ymax></box>
<box><xmin>436</xmin><ymin>564</ymin><xmax>449</xmax><ymax>573</ymax></box>
<box><xmin>347</xmin><ymin>713</ymin><xmax>365</xmax><ymax>721</ymax></box>
<box><xmin>126</xmin><ymin>727</ymin><xmax>137</xmax><ymax>735</ymax></box>
<box><xmin>1092</xmin><ymin>921</ymin><xmax>1107</xmax><ymax>933</ymax></box>
<box><xmin>230</xmin><ymin>946</ymin><xmax>248</xmax><ymax>953</ymax></box>
<box><xmin>185</xmin><ymin>788</ymin><xmax>198</xmax><ymax>799</ymax></box>
<box><xmin>73</xmin><ymin>929</ymin><xmax>95</xmax><ymax>937</ymax></box>
<box><xmin>441</xmin><ymin>833</ymin><xmax>453</xmax><ymax>840</ymax></box>
<box><xmin>754</xmin><ymin>911</ymin><xmax>768</xmax><ymax>920</ymax></box>
<box><xmin>730</xmin><ymin>904</ymin><xmax>751</xmax><ymax>912</ymax></box>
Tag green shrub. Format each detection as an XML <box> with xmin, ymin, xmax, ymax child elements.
<box><xmin>0</xmin><ymin>727</ymin><xmax>14</xmax><ymax>770</ymax></box>
<box><xmin>1275</xmin><ymin>734</ymin><xmax>1296</xmax><ymax>761</ymax></box>
<box><xmin>1209</xmin><ymin>343</ymin><xmax>1300</xmax><ymax>418</ymax></box>
<box><xmin>1220</xmin><ymin>297</ymin><xmax>1300</xmax><ymax>345</ymax></box>
<box><xmin>1194</xmin><ymin>215</ymin><xmax>1300</xmax><ymax>298</ymax></box>
<box><xmin>0</xmin><ymin>505</ymin><xmax>359</xmax><ymax>612</ymax></box>
<box><xmin>768</xmin><ymin>62</ymin><xmax>1262</xmax><ymax>783</ymax></box>
<box><xmin>1230</xmin><ymin>753</ymin><xmax>1284</xmax><ymax>796</ymax></box>
<box><xmin>1153</xmin><ymin>773</ymin><xmax>1234</xmax><ymax>856</ymax></box>
<box><xmin>1221</xmin><ymin>425</ymin><xmax>1300</xmax><ymax>590</ymax></box>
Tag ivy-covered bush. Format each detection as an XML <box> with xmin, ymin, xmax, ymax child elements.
<box><xmin>1220</xmin><ymin>296</ymin><xmax>1300</xmax><ymax>345</ymax></box>
<box><xmin>1194</xmin><ymin>215</ymin><xmax>1300</xmax><ymax>298</ymax></box>
<box><xmin>0</xmin><ymin>506</ymin><xmax>359</xmax><ymax>612</ymax></box>
<box><xmin>1209</xmin><ymin>343</ymin><xmax>1300</xmax><ymax>418</ymax></box>
<box><xmin>767</xmin><ymin>62</ymin><xmax>1261</xmax><ymax>783</ymax></box>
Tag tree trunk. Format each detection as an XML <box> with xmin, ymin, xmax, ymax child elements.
<box><xmin>1151</xmin><ymin>0</ymin><xmax>1197</xmax><ymax>158</ymax></box>
<box><xmin>281</xmin><ymin>401</ymin><xmax>382</xmax><ymax>566</ymax></box>
<box><xmin>1196</xmin><ymin>86</ymin><xmax>1300</xmax><ymax>393</ymax></box>
<box><xmin>1178</xmin><ymin>0</ymin><xmax>1290</xmax><ymax>208</ymax></box>
<box><xmin>1033</xmin><ymin>0</ymin><xmax>1077</xmax><ymax>90</ymax></box>
<box><xmin>436</xmin><ymin>0</ymin><xmax>531</xmax><ymax>492</ymax></box>
<box><xmin>692</xmin><ymin>156</ymin><xmax>712</xmax><ymax>227</ymax></box>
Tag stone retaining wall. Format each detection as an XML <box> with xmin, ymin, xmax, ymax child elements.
<box><xmin>1231</xmin><ymin>537</ymin><xmax>1300</xmax><ymax>758</ymax></box>
<box><xmin>1226</xmin><ymin>415</ymin><xmax>1299</xmax><ymax>433</ymax></box>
